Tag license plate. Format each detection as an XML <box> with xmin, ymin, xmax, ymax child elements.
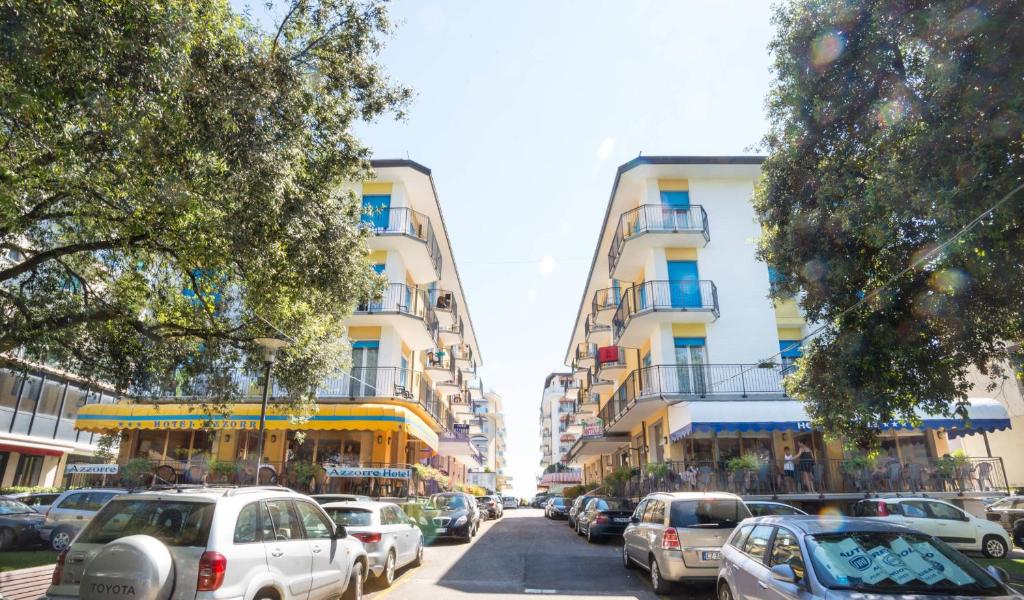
<box><xmin>615</xmin><ymin>518</ymin><xmax>630</xmax><ymax>523</ymax></box>
<box><xmin>702</xmin><ymin>551</ymin><xmax>721</xmax><ymax>561</ymax></box>
<box><xmin>435</xmin><ymin>527</ymin><xmax>447</xmax><ymax>534</ymax></box>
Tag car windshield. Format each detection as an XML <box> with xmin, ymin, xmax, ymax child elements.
<box><xmin>670</xmin><ymin>498</ymin><xmax>750</xmax><ymax>528</ymax></box>
<box><xmin>0</xmin><ymin>498</ymin><xmax>36</xmax><ymax>515</ymax></box>
<box><xmin>551</xmin><ymin>498</ymin><xmax>566</xmax><ymax>506</ymax></box>
<box><xmin>807</xmin><ymin>531</ymin><xmax>1005</xmax><ymax>596</ymax></box>
<box><xmin>77</xmin><ymin>499</ymin><xmax>213</xmax><ymax>547</ymax></box>
<box><xmin>594</xmin><ymin>498</ymin><xmax>631</xmax><ymax>511</ymax></box>
<box><xmin>325</xmin><ymin>508</ymin><xmax>373</xmax><ymax>527</ymax></box>
<box><xmin>987</xmin><ymin>498</ymin><xmax>1013</xmax><ymax>510</ymax></box>
<box><xmin>430</xmin><ymin>495</ymin><xmax>466</xmax><ymax>510</ymax></box>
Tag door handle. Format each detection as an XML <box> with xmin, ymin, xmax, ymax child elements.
<box><xmin>312</xmin><ymin>546</ymin><xmax>322</xmax><ymax>554</ymax></box>
<box><xmin>75</xmin><ymin>516</ymin><xmax>84</xmax><ymax>520</ymax></box>
<box><xmin>271</xmin><ymin>549</ymin><xmax>284</xmax><ymax>557</ymax></box>
<box><xmin>757</xmin><ymin>581</ymin><xmax>769</xmax><ymax>589</ymax></box>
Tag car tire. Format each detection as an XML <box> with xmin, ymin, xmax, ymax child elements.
<box><xmin>381</xmin><ymin>550</ymin><xmax>396</xmax><ymax>587</ymax></box>
<box><xmin>587</xmin><ymin>528</ymin><xmax>598</xmax><ymax>544</ymax></box>
<box><xmin>622</xmin><ymin>544</ymin><xmax>634</xmax><ymax>569</ymax></box>
<box><xmin>343</xmin><ymin>561</ymin><xmax>364</xmax><ymax>600</ymax></box>
<box><xmin>49</xmin><ymin>528</ymin><xmax>73</xmax><ymax>552</ymax></box>
<box><xmin>982</xmin><ymin>534</ymin><xmax>1009</xmax><ymax>559</ymax></box>
<box><xmin>576</xmin><ymin>522</ymin><xmax>583</xmax><ymax>536</ymax></box>
<box><xmin>0</xmin><ymin>528</ymin><xmax>15</xmax><ymax>551</ymax></box>
<box><xmin>412</xmin><ymin>543</ymin><xmax>424</xmax><ymax>567</ymax></box>
<box><xmin>719</xmin><ymin>581</ymin><xmax>734</xmax><ymax>600</ymax></box>
<box><xmin>649</xmin><ymin>558</ymin><xmax>672</xmax><ymax>594</ymax></box>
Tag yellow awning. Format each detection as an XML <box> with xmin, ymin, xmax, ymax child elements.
<box><xmin>76</xmin><ymin>402</ymin><xmax>438</xmax><ymax>451</ymax></box>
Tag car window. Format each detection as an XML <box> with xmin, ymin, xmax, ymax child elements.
<box><xmin>742</xmin><ymin>525</ymin><xmax>774</xmax><ymax>564</ymax></box>
<box><xmin>645</xmin><ymin>500</ymin><xmax>665</xmax><ymax>524</ymax></box>
<box><xmin>80</xmin><ymin>492</ymin><xmax>116</xmax><ymax>511</ymax></box>
<box><xmin>0</xmin><ymin>498</ymin><xmax>35</xmax><ymax>514</ymax></box>
<box><xmin>57</xmin><ymin>492</ymin><xmax>87</xmax><ymax>510</ymax></box>
<box><xmin>77</xmin><ymin>499</ymin><xmax>214</xmax><ymax>547</ymax></box>
<box><xmin>1015</xmin><ymin>499</ymin><xmax>1024</xmax><ymax>510</ymax></box>
<box><xmin>325</xmin><ymin>507</ymin><xmax>373</xmax><ymax>527</ymax></box>
<box><xmin>770</xmin><ymin>527</ymin><xmax>805</xmax><ymax>579</ymax></box>
<box><xmin>295</xmin><ymin>502</ymin><xmax>334</xmax><ymax>539</ymax></box>
<box><xmin>264</xmin><ymin>500</ymin><xmax>303</xmax><ymax>541</ymax></box>
<box><xmin>383</xmin><ymin>506</ymin><xmax>403</xmax><ymax>525</ymax></box>
<box><xmin>669</xmin><ymin>498</ymin><xmax>750</xmax><ymax>529</ymax></box>
<box><xmin>234</xmin><ymin>502</ymin><xmax>261</xmax><ymax>544</ymax></box>
<box><xmin>926</xmin><ymin>502</ymin><xmax>965</xmax><ymax>521</ymax></box>
<box><xmin>632</xmin><ymin>500</ymin><xmax>648</xmax><ymax>521</ymax></box>
<box><xmin>902</xmin><ymin>501</ymin><xmax>929</xmax><ymax>518</ymax></box>
<box><xmin>729</xmin><ymin>525</ymin><xmax>754</xmax><ymax>549</ymax></box>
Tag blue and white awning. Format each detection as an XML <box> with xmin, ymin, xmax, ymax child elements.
<box><xmin>668</xmin><ymin>398</ymin><xmax>1011</xmax><ymax>442</ymax></box>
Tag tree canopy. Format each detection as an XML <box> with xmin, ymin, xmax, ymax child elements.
<box><xmin>0</xmin><ymin>1</ymin><xmax>410</xmax><ymax>406</ymax></box>
<box><xmin>755</xmin><ymin>0</ymin><xmax>1024</xmax><ymax>446</ymax></box>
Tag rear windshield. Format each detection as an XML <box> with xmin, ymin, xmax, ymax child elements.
<box><xmin>325</xmin><ymin>507</ymin><xmax>373</xmax><ymax>527</ymax></box>
<box><xmin>749</xmin><ymin>503</ymin><xmax>802</xmax><ymax>516</ymax></box>
<box><xmin>670</xmin><ymin>499</ymin><xmax>750</xmax><ymax>529</ymax></box>
<box><xmin>430</xmin><ymin>495</ymin><xmax>467</xmax><ymax>510</ymax></box>
<box><xmin>77</xmin><ymin>499</ymin><xmax>214</xmax><ymax>547</ymax></box>
<box><xmin>807</xmin><ymin>531</ymin><xmax>1004</xmax><ymax>596</ymax></box>
<box><xmin>593</xmin><ymin>498</ymin><xmax>632</xmax><ymax>511</ymax></box>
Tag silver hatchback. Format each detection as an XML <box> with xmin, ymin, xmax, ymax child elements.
<box><xmin>622</xmin><ymin>492</ymin><xmax>750</xmax><ymax>593</ymax></box>
<box><xmin>717</xmin><ymin>515</ymin><xmax>1018</xmax><ymax>600</ymax></box>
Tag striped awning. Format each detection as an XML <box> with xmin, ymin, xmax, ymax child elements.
<box><xmin>75</xmin><ymin>402</ymin><xmax>438</xmax><ymax>451</ymax></box>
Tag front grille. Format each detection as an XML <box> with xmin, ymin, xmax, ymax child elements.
<box><xmin>432</xmin><ymin>517</ymin><xmax>451</xmax><ymax>527</ymax></box>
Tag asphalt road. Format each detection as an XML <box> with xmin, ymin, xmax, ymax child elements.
<box><xmin>363</xmin><ymin>508</ymin><xmax>717</xmax><ymax>600</ymax></box>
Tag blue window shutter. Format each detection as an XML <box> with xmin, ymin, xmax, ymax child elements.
<box><xmin>674</xmin><ymin>337</ymin><xmax>706</xmax><ymax>347</ymax></box>
<box><xmin>361</xmin><ymin>194</ymin><xmax>391</xmax><ymax>229</ymax></box>
<box><xmin>352</xmin><ymin>340</ymin><xmax>380</xmax><ymax>350</ymax></box>
<box><xmin>660</xmin><ymin>190</ymin><xmax>690</xmax><ymax>207</ymax></box>
<box><xmin>779</xmin><ymin>340</ymin><xmax>802</xmax><ymax>358</ymax></box>
<box><xmin>372</xmin><ymin>264</ymin><xmax>385</xmax><ymax>275</ymax></box>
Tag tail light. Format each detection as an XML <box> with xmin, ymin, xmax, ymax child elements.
<box><xmin>52</xmin><ymin>550</ymin><xmax>67</xmax><ymax>585</ymax></box>
<box><xmin>662</xmin><ymin>527</ymin><xmax>681</xmax><ymax>551</ymax></box>
<box><xmin>197</xmin><ymin>551</ymin><xmax>227</xmax><ymax>591</ymax></box>
<box><xmin>595</xmin><ymin>514</ymin><xmax>609</xmax><ymax>524</ymax></box>
<box><xmin>877</xmin><ymin>501</ymin><xmax>889</xmax><ymax>516</ymax></box>
<box><xmin>353</xmin><ymin>532</ymin><xmax>382</xmax><ymax>543</ymax></box>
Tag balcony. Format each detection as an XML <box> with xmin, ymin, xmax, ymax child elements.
<box><xmin>364</xmin><ymin>207</ymin><xmax>443</xmax><ymax>282</ymax></box>
<box><xmin>351</xmin><ymin>283</ymin><xmax>438</xmax><ymax>350</ymax></box>
<box><xmin>573</xmin><ymin>342</ymin><xmax>597</xmax><ymax>371</ymax></box>
<box><xmin>584</xmin><ymin>313</ymin><xmax>611</xmax><ymax>343</ymax></box>
<box><xmin>437</xmin><ymin>315</ymin><xmax>463</xmax><ymax>346</ymax></box>
<box><xmin>424</xmin><ymin>348</ymin><xmax>456</xmax><ymax>380</ymax></box>
<box><xmin>594</xmin><ymin>346</ymin><xmax>634</xmax><ymax>380</ymax></box>
<box><xmin>429</xmin><ymin>289</ymin><xmax>458</xmax><ymax>329</ymax></box>
<box><xmin>452</xmin><ymin>343</ymin><xmax>474</xmax><ymax>367</ymax></box>
<box><xmin>612</xmin><ymin>280</ymin><xmax>719</xmax><ymax>346</ymax></box>
<box><xmin>590</xmin><ymin>287</ymin><xmax>623</xmax><ymax>326</ymax></box>
<box><xmin>608</xmin><ymin>204</ymin><xmax>710</xmax><ymax>280</ymax></box>
<box><xmin>600</xmin><ymin>364</ymin><xmax>786</xmax><ymax>434</ymax></box>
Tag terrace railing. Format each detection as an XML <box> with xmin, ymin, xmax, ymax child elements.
<box><xmin>612</xmin><ymin>280</ymin><xmax>719</xmax><ymax>339</ymax></box>
<box><xmin>609</xmin><ymin>204</ymin><xmax>709</xmax><ymax>273</ymax></box>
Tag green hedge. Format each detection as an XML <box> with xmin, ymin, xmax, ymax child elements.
<box><xmin>0</xmin><ymin>485</ymin><xmax>65</xmax><ymax>495</ymax></box>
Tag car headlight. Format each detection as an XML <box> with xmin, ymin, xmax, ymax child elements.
<box><xmin>454</xmin><ymin>515</ymin><xmax>468</xmax><ymax>527</ymax></box>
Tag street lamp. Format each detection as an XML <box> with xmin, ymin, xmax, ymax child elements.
<box><xmin>252</xmin><ymin>335</ymin><xmax>290</xmax><ymax>481</ymax></box>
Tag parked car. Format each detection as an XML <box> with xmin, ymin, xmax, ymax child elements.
<box><xmin>854</xmin><ymin>497</ymin><xmax>1011</xmax><ymax>558</ymax></box>
<box><xmin>423</xmin><ymin>492</ymin><xmax>480</xmax><ymax>543</ymax></box>
<box><xmin>322</xmin><ymin>501</ymin><xmax>423</xmax><ymax>588</ymax></box>
<box><xmin>8</xmin><ymin>491</ymin><xmax>60</xmax><ymax>513</ymax></box>
<box><xmin>568</xmin><ymin>493</ymin><xmax>602</xmax><ymax>528</ymax></box>
<box><xmin>745</xmin><ymin>500</ymin><xmax>808</xmax><ymax>517</ymax></box>
<box><xmin>576</xmin><ymin>497</ymin><xmax>633</xmax><ymax>542</ymax></box>
<box><xmin>623</xmin><ymin>492</ymin><xmax>750</xmax><ymax>593</ymax></box>
<box><xmin>985</xmin><ymin>495</ymin><xmax>1024</xmax><ymax>547</ymax></box>
<box><xmin>544</xmin><ymin>497</ymin><xmax>569</xmax><ymax>519</ymax></box>
<box><xmin>47</xmin><ymin>486</ymin><xmax>367</xmax><ymax>600</ymax></box>
<box><xmin>476</xmin><ymin>495</ymin><xmax>503</xmax><ymax>519</ymax></box>
<box><xmin>0</xmin><ymin>496</ymin><xmax>44</xmax><ymax>550</ymax></box>
<box><xmin>311</xmin><ymin>494</ymin><xmax>372</xmax><ymax>504</ymax></box>
<box><xmin>530</xmin><ymin>493</ymin><xmax>550</xmax><ymax>508</ymax></box>
<box><xmin>39</xmin><ymin>488</ymin><xmax>127</xmax><ymax>552</ymax></box>
<box><xmin>502</xmin><ymin>496</ymin><xmax>518</xmax><ymax>510</ymax></box>
<box><xmin>717</xmin><ymin>515</ymin><xmax>1016</xmax><ymax>600</ymax></box>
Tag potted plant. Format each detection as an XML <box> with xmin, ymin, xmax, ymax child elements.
<box><xmin>287</xmin><ymin>462</ymin><xmax>322</xmax><ymax>493</ymax></box>
<box><xmin>725</xmin><ymin>454</ymin><xmax>759</xmax><ymax>472</ymax></box>
<box><xmin>603</xmin><ymin>466</ymin><xmax>633</xmax><ymax>496</ymax></box>
<box><xmin>645</xmin><ymin>462</ymin><xmax>671</xmax><ymax>479</ymax></box>
<box><xmin>207</xmin><ymin>460</ymin><xmax>238</xmax><ymax>483</ymax></box>
<box><xmin>122</xmin><ymin>458</ymin><xmax>154</xmax><ymax>487</ymax></box>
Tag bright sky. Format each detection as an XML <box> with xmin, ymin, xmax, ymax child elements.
<box><xmin>233</xmin><ymin>0</ymin><xmax>775</xmax><ymax>499</ymax></box>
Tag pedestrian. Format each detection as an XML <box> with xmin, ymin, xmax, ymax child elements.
<box><xmin>796</xmin><ymin>440</ymin><xmax>816</xmax><ymax>493</ymax></box>
<box><xmin>782</xmin><ymin>446</ymin><xmax>796</xmax><ymax>492</ymax></box>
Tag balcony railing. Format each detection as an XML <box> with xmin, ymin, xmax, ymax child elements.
<box><xmin>585</xmin><ymin>313</ymin><xmax>610</xmax><ymax>340</ymax></box>
<box><xmin>616</xmin><ymin>457</ymin><xmax>1008</xmax><ymax>498</ymax></box>
<box><xmin>574</xmin><ymin>342</ymin><xmax>598</xmax><ymax>365</ymax></box>
<box><xmin>429</xmin><ymin>289</ymin><xmax>457</xmax><ymax>317</ymax></box>
<box><xmin>612</xmin><ymin>280</ymin><xmax>719</xmax><ymax>339</ymax></box>
<box><xmin>599</xmin><ymin>364</ymin><xmax>788</xmax><ymax>429</ymax></box>
<box><xmin>609</xmin><ymin>204</ymin><xmax>710</xmax><ymax>274</ymax></box>
<box><xmin>362</xmin><ymin>207</ymin><xmax>442</xmax><ymax>275</ymax></box>
<box><xmin>591</xmin><ymin>287</ymin><xmax>622</xmax><ymax>315</ymax></box>
<box><xmin>356</xmin><ymin>283</ymin><xmax>439</xmax><ymax>337</ymax></box>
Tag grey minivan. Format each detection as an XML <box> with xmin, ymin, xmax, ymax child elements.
<box><xmin>39</xmin><ymin>488</ymin><xmax>126</xmax><ymax>551</ymax></box>
<box><xmin>622</xmin><ymin>492</ymin><xmax>750</xmax><ymax>593</ymax></box>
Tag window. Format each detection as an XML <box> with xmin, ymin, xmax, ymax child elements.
<box><xmin>779</xmin><ymin>340</ymin><xmax>802</xmax><ymax>373</ymax></box>
<box><xmin>381</xmin><ymin>505</ymin><xmax>402</xmax><ymax>526</ymax></box>
<box><xmin>632</xmin><ymin>500</ymin><xmax>648</xmax><ymax>522</ymax></box>
<box><xmin>12</xmin><ymin>454</ymin><xmax>43</xmax><ymax>487</ymax></box>
<box><xmin>234</xmin><ymin>502</ymin><xmax>261</xmax><ymax>544</ymax></box>
<box><xmin>80</xmin><ymin>492</ymin><xmax>116</xmax><ymax>511</ymax></box>
<box><xmin>325</xmin><ymin>507</ymin><xmax>373</xmax><ymax>527</ymax></box>
<box><xmin>645</xmin><ymin>500</ymin><xmax>665</xmax><ymax>524</ymax></box>
<box><xmin>729</xmin><ymin>525</ymin><xmax>754</xmax><ymax>550</ymax></box>
<box><xmin>296</xmin><ymin>502</ymin><xmax>334</xmax><ymax>539</ymax></box>
<box><xmin>742</xmin><ymin>525</ymin><xmax>775</xmax><ymax>564</ymax></box>
<box><xmin>57</xmin><ymin>492</ymin><xmax>89</xmax><ymax>510</ymax></box>
<box><xmin>925</xmin><ymin>502</ymin><xmax>965</xmax><ymax>521</ymax></box>
<box><xmin>264</xmin><ymin>500</ymin><xmax>303</xmax><ymax>541</ymax></box>
<box><xmin>669</xmin><ymin>498</ymin><xmax>751</xmax><ymax>529</ymax></box>
<box><xmin>901</xmin><ymin>501</ymin><xmax>929</xmax><ymax>518</ymax></box>
<box><xmin>769</xmin><ymin>527</ymin><xmax>805</xmax><ymax>579</ymax></box>
<box><xmin>78</xmin><ymin>499</ymin><xmax>214</xmax><ymax>547</ymax></box>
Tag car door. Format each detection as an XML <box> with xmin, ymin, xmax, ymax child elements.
<box><xmin>761</xmin><ymin>526</ymin><xmax>805</xmax><ymax>600</ymax></box>
<box><xmin>624</xmin><ymin>499</ymin><xmax>648</xmax><ymax>564</ymax></box>
<box><xmin>736</xmin><ymin>525</ymin><xmax>775</xmax><ymax>600</ymax></box>
<box><xmin>641</xmin><ymin>499</ymin><xmax>666</xmax><ymax>568</ymax></box>
<box><xmin>382</xmin><ymin>505</ymin><xmax>408</xmax><ymax>565</ymax></box>
<box><xmin>263</xmin><ymin>499</ymin><xmax>313</xmax><ymax>600</ymax></box>
<box><xmin>892</xmin><ymin>500</ymin><xmax>935</xmax><ymax>536</ymax></box>
<box><xmin>924</xmin><ymin>500</ymin><xmax>978</xmax><ymax>547</ymax></box>
<box><xmin>722</xmin><ymin>525</ymin><xmax>755</xmax><ymax>593</ymax></box>
<box><xmin>395</xmin><ymin>507</ymin><xmax>421</xmax><ymax>566</ymax></box>
<box><xmin>295</xmin><ymin>500</ymin><xmax>346</xmax><ymax>600</ymax></box>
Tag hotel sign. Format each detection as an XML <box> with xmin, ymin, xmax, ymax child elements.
<box><xmin>66</xmin><ymin>463</ymin><xmax>119</xmax><ymax>475</ymax></box>
<box><xmin>115</xmin><ymin>417</ymin><xmax>258</xmax><ymax>430</ymax></box>
<box><xmin>326</xmin><ymin>466</ymin><xmax>412</xmax><ymax>479</ymax></box>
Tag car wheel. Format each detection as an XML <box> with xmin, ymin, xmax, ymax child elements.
<box><xmin>982</xmin><ymin>535</ymin><xmax>1008</xmax><ymax>559</ymax></box>
<box><xmin>381</xmin><ymin>550</ymin><xmax>396</xmax><ymax>587</ymax></box>
<box><xmin>586</xmin><ymin>528</ymin><xmax>597</xmax><ymax>544</ymax></box>
<box><xmin>412</xmin><ymin>543</ymin><xmax>424</xmax><ymax>567</ymax></box>
<box><xmin>343</xmin><ymin>561</ymin><xmax>363</xmax><ymax>600</ymax></box>
<box><xmin>576</xmin><ymin>522</ymin><xmax>583</xmax><ymax>536</ymax></box>
<box><xmin>622</xmin><ymin>544</ymin><xmax>634</xmax><ymax>569</ymax></box>
<box><xmin>0</xmin><ymin>528</ymin><xmax>15</xmax><ymax>551</ymax></box>
<box><xmin>50</xmin><ymin>528</ymin><xmax>73</xmax><ymax>552</ymax></box>
<box><xmin>719</xmin><ymin>581</ymin><xmax>734</xmax><ymax>600</ymax></box>
<box><xmin>650</xmin><ymin>558</ymin><xmax>672</xmax><ymax>594</ymax></box>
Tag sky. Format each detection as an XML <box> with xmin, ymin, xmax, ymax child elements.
<box><xmin>233</xmin><ymin>0</ymin><xmax>776</xmax><ymax>498</ymax></box>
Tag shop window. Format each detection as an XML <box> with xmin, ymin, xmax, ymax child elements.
<box><xmin>13</xmin><ymin>454</ymin><xmax>44</xmax><ymax>487</ymax></box>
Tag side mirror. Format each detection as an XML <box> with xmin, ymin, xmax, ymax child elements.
<box><xmin>771</xmin><ymin>564</ymin><xmax>798</xmax><ymax>584</ymax></box>
<box><xmin>630</xmin><ymin>516</ymin><xmax>640</xmax><ymax>524</ymax></box>
<box><xmin>985</xmin><ymin>565</ymin><xmax>1009</xmax><ymax>584</ymax></box>
<box><xmin>333</xmin><ymin>524</ymin><xmax>348</xmax><ymax>539</ymax></box>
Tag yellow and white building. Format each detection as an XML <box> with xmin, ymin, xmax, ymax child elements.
<box><xmin>562</xmin><ymin>156</ymin><xmax>1012</xmax><ymax>499</ymax></box>
<box><xmin>74</xmin><ymin>160</ymin><xmax>485</xmax><ymax>494</ymax></box>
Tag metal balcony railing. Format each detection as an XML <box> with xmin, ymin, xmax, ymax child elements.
<box><xmin>609</xmin><ymin>204</ymin><xmax>710</xmax><ymax>274</ymax></box>
<box><xmin>585</xmin><ymin>313</ymin><xmax>610</xmax><ymax>340</ymax></box>
<box><xmin>356</xmin><ymin>283</ymin><xmax>439</xmax><ymax>333</ymax></box>
<box><xmin>591</xmin><ymin>287</ymin><xmax>623</xmax><ymax>315</ymax></box>
<box><xmin>575</xmin><ymin>342</ymin><xmax>598</xmax><ymax>364</ymax></box>
<box><xmin>362</xmin><ymin>207</ymin><xmax>442</xmax><ymax>276</ymax></box>
<box><xmin>612</xmin><ymin>280</ymin><xmax>719</xmax><ymax>339</ymax></box>
<box><xmin>598</xmin><ymin>364</ymin><xmax>788</xmax><ymax>430</ymax></box>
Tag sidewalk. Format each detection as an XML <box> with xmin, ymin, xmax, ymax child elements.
<box><xmin>0</xmin><ymin>564</ymin><xmax>54</xmax><ymax>600</ymax></box>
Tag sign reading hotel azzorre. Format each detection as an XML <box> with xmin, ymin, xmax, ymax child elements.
<box><xmin>325</xmin><ymin>466</ymin><xmax>412</xmax><ymax>479</ymax></box>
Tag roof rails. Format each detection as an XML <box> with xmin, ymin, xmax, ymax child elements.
<box><xmin>224</xmin><ymin>486</ymin><xmax>292</xmax><ymax>497</ymax></box>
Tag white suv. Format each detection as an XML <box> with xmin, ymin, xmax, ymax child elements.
<box><xmin>855</xmin><ymin>497</ymin><xmax>1012</xmax><ymax>558</ymax></box>
<box><xmin>45</xmin><ymin>486</ymin><xmax>368</xmax><ymax>600</ymax></box>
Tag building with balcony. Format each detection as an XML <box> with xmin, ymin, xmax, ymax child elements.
<box><xmin>72</xmin><ymin>160</ymin><xmax>485</xmax><ymax>496</ymax></box>
<box><xmin>560</xmin><ymin>156</ymin><xmax>1013</xmax><ymax>504</ymax></box>
<box><xmin>538</xmin><ymin>372</ymin><xmax>575</xmax><ymax>471</ymax></box>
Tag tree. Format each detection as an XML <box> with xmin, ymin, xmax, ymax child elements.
<box><xmin>755</xmin><ymin>0</ymin><xmax>1024</xmax><ymax>446</ymax></box>
<box><xmin>0</xmin><ymin>1</ymin><xmax>410</xmax><ymax>408</ymax></box>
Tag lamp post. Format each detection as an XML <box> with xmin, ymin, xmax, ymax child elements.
<box><xmin>252</xmin><ymin>335</ymin><xmax>290</xmax><ymax>481</ymax></box>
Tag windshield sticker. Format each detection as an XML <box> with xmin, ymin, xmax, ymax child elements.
<box><xmin>888</xmin><ymin>538</ymin><xmax>943</xmax><ymax>584</ymax></box>
<box><xmin>817</xmin><ymin>538</ymin><xmax>887</xmax><ymax>584</ymax></box>
<box><xmin>911</xmin><ymin>542</ymin><xmax>975</xmax><ymax>586</ymax></box>
<box><xmin>865</xmin><ymin>546</ymin><xmax>916</xmax><ymax>584</ymax></box>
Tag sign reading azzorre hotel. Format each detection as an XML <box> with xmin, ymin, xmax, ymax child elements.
<box><xmin>326</xmin><ymin>466</ymin><xmax>412</xmax><ymax>479</ymax></box>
